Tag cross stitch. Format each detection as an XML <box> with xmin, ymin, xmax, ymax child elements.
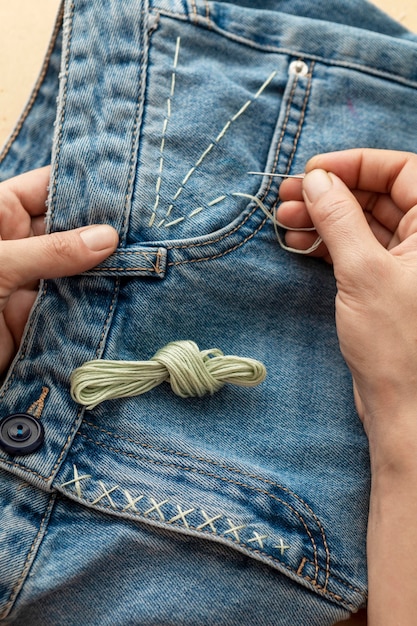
<box><xmin>168</xmin><ymin>505</ymin><xmax>195</xmax><ymax>528</ymax></box>
<box><xmin>196</xmin><ymin>510</ymin><xmax>223</xmax><ymax>533</ymax></box>
<box><xmin>275</xmin><ymin>538</ymin><xmax>291</xmax><ymax>555</ymax></box>
<box><xmin>247</xmin><ymin>532</ymin><xmax>269</xmax><ymax>549</ymax></box>
<box><xmin>122</xmin><ymin>490</ymin><xmax>144</xmax><ymax>512</ymax></box>
<box><xmin>143</xmin><ymin>498</ymin><xmax>169</xmax><ymax>521</ymax></box>
<box><xmin>223</xmin><ymin>519</ymin><xmax>246</xmax><ymax>542</ymax></box>
<box><xmin>60</xmin><ymin>464</ymin><xmax>91</xmax><ymax>498</ymax></box>
<box><xmin>91</xmin><ymin>481</ymin><xmax>119</xmax><ymax>508</ymax></box>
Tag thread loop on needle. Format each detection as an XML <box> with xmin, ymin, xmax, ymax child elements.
<box><xmin>70</xmin><ymin>340</ymin><xmax>267</xmax><ymax>409</ymax></box>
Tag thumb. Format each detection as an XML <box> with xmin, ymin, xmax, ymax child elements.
<box><xmin>302</xmin><ymin>169</ymin><xmax>381</xmax><ymax>271</ymax></box>
<box><xmin>0</xmin><ymin>225</ymin><xmax>119</xmax><ymax>289</ymax></box>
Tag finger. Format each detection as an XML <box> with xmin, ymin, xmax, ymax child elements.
<box><xmin>3</xmin><ymin>166</ymin><xmax>50</xmax><ymax>217</ymax></box>
<box><xmin>279</xmin><ymin>178</ymin><xmax>304</xmax><ymax>202</ymax></box>
<box><xmin>284</xmin><ymin>230</ymin><xmax>330</xmax><ymax>259</ymax></box>
<box><xmin>302</xmin><ymin>169</ymin><xmax>383</xmax><ymax>273</ymax></box>
<box><xmin>306</xmin><ymin>149</ymin><xmax>417</xmax><ymax>214</ymax></box>
<box><xmin>31</xmin><ymin>215</ymin><xmax>46</xmax><ymax>237</ymax></box>
<box><xmin>277</xmin><ymin>200</ymin><xmax>314</xmax><ymax>229</ymax></box>
<box><xmin>0</xmin><ymin>225</ymin><xmax>119</xmax><ymax>292</ymax></box>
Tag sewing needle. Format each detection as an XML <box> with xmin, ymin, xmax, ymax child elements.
<box><xmin>248</xmin><ymin>171</ymin><xmax>305</xmax><ymax>179</ymax></box>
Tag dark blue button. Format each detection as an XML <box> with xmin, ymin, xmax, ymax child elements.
<box><xmin>0</xmin><ymin>414</ymin><xmax>44</xmax><ymax>455</ymax></box>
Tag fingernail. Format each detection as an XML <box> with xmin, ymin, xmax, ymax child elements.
<box><xmin>80</xmin><ymin>225</ymin><xmax>118</xmax><ymax>251</ymax></box>
<box><xmin>302</xmin><ymin>169</ymin><xmax>333</xmax><ymax>203</ymax></box>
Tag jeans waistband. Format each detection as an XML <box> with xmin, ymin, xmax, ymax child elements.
<box><xmin>151</xmin><ymin>0</ymin><xmax>417</xmax><ymax>87</ymax></box>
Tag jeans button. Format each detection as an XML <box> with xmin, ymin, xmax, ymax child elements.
<box><xmin>0</xmin><ymin>414</ymin><xmax>44</xmax><ymax>455</ymax></box>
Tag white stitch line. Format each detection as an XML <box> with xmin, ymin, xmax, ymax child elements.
<box><xmin>144</xmin><ymin>498</ymin><xmax>169</xmax><ymax>521</ymax></box>
<box><xmin>165</xmin><ymin>70</ymin><xmax>276</xmax><ymax>219</ymax></box>
<box><xmin>196</xmin><ymin>511</ymin><xmax>223</xmax><ymax>533</ymax></box>
<box><xmin>165</xmin><ymin>216</ymin><xmax>185</xmax><ymax>228</ymax></box>
<box><xmin>92</xmin><ymin>481</ymin><xmax>118</xmax><ymax>508</ymax></box>
<box><xmin>247</xmin><ymin>532</ymin><xmax>269</xmax><ymax>549</ymax></box>
<box><xmin>188</xmin><ymin>207</ymin><xmax>204</xmax><ymax>218</ymax></box>
<box><xmin>122</xmin><ymin>490</ymin><xmax>144</xmax><ymax>512</ymax></box>
<box><xmin>275</xmin><ymin>538</ymin><xmax>291</xmax><ymax>555</ymax></box>
<box><xmin>157</xmin><ymin>219</ymin><xmax>166</xmax><ymax>227</ymax></box>
<box><xmin>149</xmin><ymin>36</ymin><xmax>181</xmax><ymax>227</ymax></box>
<box><xmin>207</xmin><ymin>195</ymin><xmax>227</xmax><ymax>206</ymax></box>
<box><xmin>168</xmin><ymin>505</ymin><xmax>195</xmax><ymax>528</ymax></box>
<box><xmin>60</xmin><ymin>464</ymin><xmax>91</xmax><ymax>498</ymax></box>
<box><xmin>223</xmin><ymin>519</ymin><xmax>246</xmax><ymax>542</ymax></box>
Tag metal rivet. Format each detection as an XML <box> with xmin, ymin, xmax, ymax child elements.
<box><xmin>288</xmin><ymin>60</ymin><xmax>309</xmax><ymax>77</ymax></box>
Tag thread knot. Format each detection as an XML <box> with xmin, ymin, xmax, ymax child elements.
<box><xmin>70</xmin><ymin>340</ymin><xmax>266</xmax><ymax>409</ymax></box>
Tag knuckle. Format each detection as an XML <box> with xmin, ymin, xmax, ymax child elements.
<box><xmin>47</xmin><ymin>233</ymin><xmax>76</xmax><ymax>262</ymax></box>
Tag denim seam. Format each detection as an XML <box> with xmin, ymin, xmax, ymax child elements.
<box><xmin>48</xmin><ymin>0</ymin><xmax>76</xmax><ymax>232</ymax></box>
<box><xmin>0</xmin><ymin>1</ymin><xmax>65</xmax><ymax>165</ymax></box>
<box><xmin>155</xmin><ymin>8</ymin><xmax>417</xmax><ymax>89</ymax></box>
<box><xmin>27</xmin><ymin>387</ymin><xmax>50</xmax><ymax>419</ymax></box>
<box><xmin>0</xmin><ymin>493</ymin><xmax>57</xmax><ymax>620</ymax></box>
<box><xmin>300</xmin><ymin>558</ymin><xmax>365</xmax><ymax>597</ymax></box>
<box><xmin>98</xmin><ymin>249</ymin><xmax>164</xmax><ymax>274</ymax></box>
<box><xmin>189</xmin><ymin>0</ymin><xmax>198</xmax><ymax>23</ymax></box>
<box><xmin>74</xmin><ymin>431</ymin><xmax>324</xmax><ymax>583</ymax></box>
<box><xmin>120</xmin><ymin>1</ymin><xmax>150</xmax><ymax>244</ymax></box>
<box><xmin>0</xmin><ymin>281</ymin><xmax>50</xmax><ymax>399</ymax></box>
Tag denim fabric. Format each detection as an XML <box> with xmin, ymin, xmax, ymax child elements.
<box><xmin>1</xmin><ymin>1</ymin><xmax>417</xmax><ymax>624</ymax></box>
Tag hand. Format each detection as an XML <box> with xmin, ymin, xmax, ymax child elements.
<box><xmin>278</xmin><ymin>149</ymin><xmax>417</xmax><ymax>464</ymax></box>
<box><xmin>0</xmin><ymin>166</ymin><xmax>119</xmax><ymax>375</ymax></box>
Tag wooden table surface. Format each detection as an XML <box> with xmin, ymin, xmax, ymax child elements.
<box><xmin>1</xmin><ymin>1</ymin><xmax>416</xmax><ymax>624</ymax></box>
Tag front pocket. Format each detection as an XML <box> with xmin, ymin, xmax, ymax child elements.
<box><xmin>127</xmin><ymin>11</ymin><xmax>315</xmax><ymax>255</ymax></box>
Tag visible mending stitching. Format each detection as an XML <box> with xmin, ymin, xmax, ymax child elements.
<box><xmin>60</xmin><ymin>464</ymin><xmax>92</xmax><ymax>498</ymax></box>
<box><xmin>196</xmin><ymin>510</ymin><xmax>222</xmax><ymax>533</ymax></box>
<box><xmin>168</xmin><ymin>505</ymin><xmax>195</xmax><ymax>528</ymax></box>
<box><xmin>276</xmin><ymin>538</ymin><xmax>291</xmax><ymax>555</ymax></box>
<box><xmin>58</xmin><ymin>468</ymin><xmax>359</xmax><ymax>609</ymax></box>
<box><xmin>60</xmin><ymin>467</ymin><xmax>277</xmax><ymax>550</ymax></box>
<box><xmin>75</xmin><ymin>432</ymin><xmax>320</xmax><ymax>583</ymax></box>
<box><xmin>163</xmin><ymin>65</ymin><xmax>302</xmax><ymax>259</ymax></box>
<box><xmin>80</xmin><ymin>416</ymin><xmax>327</xmax><ymax>578</ymax></box>
<box><xmin>91</xmin><ymin>481</ymin><xmax>119</xmax><ymax>508</ymax></box>
<box><xmin>224</xmin><ymin>519</ymin><xmax>246</xmax><ymax>541</ymax></box>
<box><xmin>27</xmin><ymin>387</ymin><xmax>50</xmax><ymax>419</ymax></box>
<box><xmin>247</xmin><ymin>532</ymin><xmax>268</xmax><ymax>549</ymax></box>
<box><xmin>0</xmin><ymin>1</ymin><xmax>65</xmax><ymax>164</ymax></box>
<box><xmin>0</xmin><ymin>493</ymin><xmax>56</xmax><ymax>620</ymax></box>
<box><xmin>144</xmin><ymin>497</ymin><xmax>170</xmax><ymax>520</ymax></box>
<box><xmin>164</xmin><ymin>70</ymin><xmax>277</xmax><ymax>221</ymax></box>
<box><xmin>149</xmin><ymin>36</ymin><xmax>181</xmax><ymax>227</ymax></box>
<box><xmin>122</xmin><ymin>490</ymin><xmax>144</xmax><ymax>512</ymax></box>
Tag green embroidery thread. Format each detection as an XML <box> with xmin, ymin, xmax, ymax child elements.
<box><xmin>70</xmin><ymin>340</ymin><xmax>267</xmax><ymax>409</ymax></box>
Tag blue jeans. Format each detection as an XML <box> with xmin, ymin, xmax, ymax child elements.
<box><xmin>1</xmin><ymin>1</ymin><xmax>417</xmax><ymax>624</ymax></box>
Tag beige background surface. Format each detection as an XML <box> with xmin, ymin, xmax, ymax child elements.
<box><xmin>0</xmin><ymin>1</ymin><xmax>415</xmax><ymax>625</ymax></box>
